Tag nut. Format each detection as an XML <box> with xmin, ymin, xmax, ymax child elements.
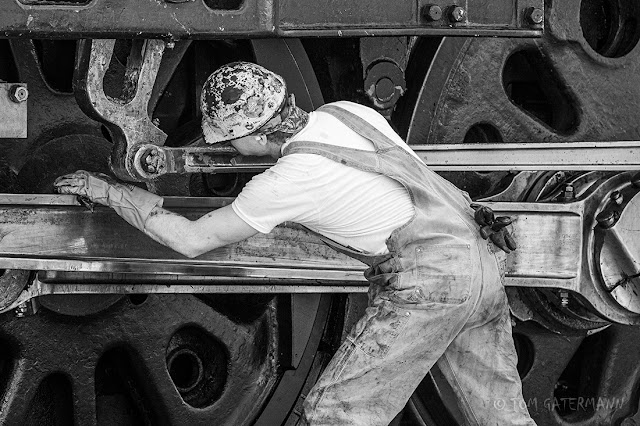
<box><xmin>14</xmin><ymin>302</ymin><xmax>28</xmax><ymax>318</ymax></box>
<box><xmin>422</xmin><ymin>4</ymin><xmax>442</xmax><ymax>21</ymax></box>
<box><xmin>450</xmin><ymin>6</ymin><xmax>466</xmax><ymax>22</ymax></box>
<box><xmin>562</xmin><ymin>184</ymin><xmax>575</xmax><ymax>202</ymax></box>
<box><xmin>9</xmin><ymin>85</ymin><xmax>28</xmax><ymax>103</ymax></box>
<box><xmin>596</xmin><ymin>210</ymin><xmax>617</xmax><ymax>229</ymax></box>
<box><xmin>526</xmin><ymin>7</ymin><xmax>544</xmax><ymax>25</ymax></box>
<box><xmin>611</xmin><ymin>190</ymin><xmax>623</xmax><ymax>205</ymax></box>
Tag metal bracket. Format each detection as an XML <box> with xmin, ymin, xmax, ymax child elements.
<box><xmin>0</xmin><ymin>83</ymin><xmax>28</xmax><ymax>138</ymax></box>
<box><xmin>74</xmin><ymin>39</ymin><xmax>168</xmax><ymax>181</ymax></box>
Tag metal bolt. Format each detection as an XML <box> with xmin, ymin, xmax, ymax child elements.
<box><xmin>9</xmin><ymin>85</ymin><xmax>28</xmax><ymax>103</ymax></box>
<box><xmin>596</xmin><ymin>210</ymin><xmax>617</xmax><ymax>229</ymax></box>
<box><xmin>152</xmin><ymin>118</ymin><xmax>161</xmax><ymax>127</ymax></box>
<box><xmin>560</xmin><ymin>291</ymin><xmax>569</xmax><ymax>308</ymax></box>
<box><xmin>526</xmin><ymin>7</ymin><xmax>544</xmax><ymax>25</ymax></box>
<box><xmin>14</xmin><ymin>302</ymin><xmax>28</xmax><ymax>318</ymax></box>
<box><xmin>449</xmin><ymin>6</ymin><xmax>466</xmax><ymax>22</ymax></box>
<box><xmin>562</xmin><ymin>184</ymin><xmax>575</xmax><ymax>202</ymax></box>
<box><xmin>422</xmin><ymin>4</ymin><xmax>442</xmax><ymax>21</ymax></box>
<box><xmin>166</xmin><ymin>41</ymin><xmax>176</xmax><ymax>49</ymax></box>
<box><xmin>611</xmin><ymin>190</ymin><xmax>623</xmax><ymax>205</ymax></box>
<box><xmin>375</xmin><ymin>77</ymin><xmax>395</xmax><ymax>103</ymax></box>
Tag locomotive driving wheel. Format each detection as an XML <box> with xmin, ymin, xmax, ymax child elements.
<box><xmin>0</xmin><ymin>37</ymin><xmax>357</xmax><ymax>426</ymax></box>
<box><xmin>393</xmin><ymin>1</ymin><xmax>640</xmax><ymax>423</ymax></box>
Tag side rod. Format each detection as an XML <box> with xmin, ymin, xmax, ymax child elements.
<box><xmin>133</xmin><ymin>141</ymin><xmax>640</xmax><ymax>179</ymax></box>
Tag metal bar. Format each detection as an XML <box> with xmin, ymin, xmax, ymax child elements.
<box><xmin>0</xmin><ymin>198</ymin><xmax>366</xmax><ymax>277</ymax></box>
<box><xmin>140</xmin><ymin>141</ymin><xmax>640</xmax><ymax>178</ymax></box>
<box><xmin>0</xmin><ymin>195</ymin><xmax>582</xmax><ymax>291</ymax></box>
<box><xmin>412</xmin><ymin>141</ymin><xmax>640</xmax><ymax>171</ymax></box>
<box><xmin>276</xmin><ymin>28</ymin><xmax>542</xmax><ymax>38</ymax></box>
<box><xmin>35</xmin><ymin>281</ymin><xmax>369</xmax><ymax>295</ymax></box>
<box><xmin>0</xmin><ymin>0</ymin><xmax>541</xmax><ymax>38</ymax></box>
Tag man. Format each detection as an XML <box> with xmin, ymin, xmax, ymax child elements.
<box><xmin>55</xmin><ymin>62</ymin><xmax>535</xmax><ymax>425</ymax></box>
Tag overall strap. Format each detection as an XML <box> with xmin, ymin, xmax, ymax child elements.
<box><xmin>283</xmin><ymin>141</ymin><xmax>381</xmax><ymax>174</ymax></box>
<box><xmin>282</xmin><ymin>104</ymin><xmax>412</xmax><ymax>174</ymax></box>
<box><xmin>317</xmin><ymin>104</ymin><xmax>397</xmax><ymax>150</ymax></box>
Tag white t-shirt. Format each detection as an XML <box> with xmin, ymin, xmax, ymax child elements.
<box><xmin>231</xmin><ymin>101</ymin><xmax>418</xmax><ymax>254</ymax></box>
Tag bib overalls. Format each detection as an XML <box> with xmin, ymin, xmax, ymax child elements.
<box><xmin>284</xmin><ymin>105</ymin><xmax>536</xmax><ymax>426</ymax></box>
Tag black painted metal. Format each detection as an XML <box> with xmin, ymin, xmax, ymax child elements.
<box><xmin>0</xmin><ymin>294</ymin><xmax>280</xmax><ymax>425</ymax></box>
<box><xmin>0</xmin><ymin>0</ymin><xmax>541</xmax><ymax>38</ymax></box>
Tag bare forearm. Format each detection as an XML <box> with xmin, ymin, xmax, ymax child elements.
<box><xmin>54</xmin><ymin>170</ymin><xmax>256</xmax><ymax>258</ymax></box>
<box><xmin>143</xmin><ymin>206</ymin><xmax>224</xmax><ymax>258</ymax></box>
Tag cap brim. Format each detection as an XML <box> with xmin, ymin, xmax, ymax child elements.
<box><xmin>202</xmin><ymin>117</ymin><xmax>232</xmax><ymax>144</ymax></box>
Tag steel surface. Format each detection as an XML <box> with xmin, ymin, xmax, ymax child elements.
<box><xmin>4</xmin><ymin>172</ymin><xmax>640</xmax><ymax>324</ymax></box>
<box><xmin>75</xmin><ymin>39</ymin><xmax>168</xmax><ymax>181</ymax></box>
<box><xmin>134</xmin><ymin>141</ymin><xmax>640</xmax><ymax>178</ymax></box>
<box><xmin>0</xmin><ymin>195</ymin><xmax>588</xmax><ymax>288</ymax></box>
<box><xmin>0</xmin><ymin>0</ymin><xmax>542</xmax><ymax>38</ymax></box>
<box><xmin>0</xmin><ymin>83</ymin><xmax>27</xmax><ymax>138</ymax></box>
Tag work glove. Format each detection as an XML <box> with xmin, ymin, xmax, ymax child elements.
<box><xmin>54</xmin><ymin>170</ymin><xmax>163</xmax><ymax>231</ymax></box>
<box><xmin>470</xmin><ymin>203</ymin><xmax>517</xmax><ymax>253</ymax></box>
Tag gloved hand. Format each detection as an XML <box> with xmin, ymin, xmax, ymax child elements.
<box><xmin>54</xmin><ymin>170</ymin><xmax>163</xmax><ymax>231</ymax></box>
<box><xmin>471</xmin><ymin>204</ymin><xmax>517</xmax><ymax>253</ymax></box>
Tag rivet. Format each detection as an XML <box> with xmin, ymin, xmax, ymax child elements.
<box><xmin>422</xmin><ymin>4</ymin><xmax>442</xmax><ymax>21</ymax></box>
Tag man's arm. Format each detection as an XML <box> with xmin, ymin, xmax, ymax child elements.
<box><xmin>143</xmin><ymin>204</ymin><xmax>258</xmax><ymax>258</ymax></box>
<box><xmin>54</xmin><ymin>170</ymin><xmax>258</xmax><ymax>258</ymax></box>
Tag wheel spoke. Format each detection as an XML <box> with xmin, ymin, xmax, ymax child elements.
<box><xmin>0</xmin><ymin>358</ymin><xmax>46</xmax><ymax>424</ymax></box>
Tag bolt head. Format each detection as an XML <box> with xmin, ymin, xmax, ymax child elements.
<box><xmin>563</xmin><ymin>184</ymin><xmax>575</xmax><ymax>201</ymax></box>
<box><xmin>375</xmin><ymin>77</ymin><xmax>395</xmax><ymax>103</ymax></box>
<box><xmin>450</xmin><ymin>6</ymin><xmax>466</xmax><ymax>22</ymax></box>
<box><xmin>596</xmin><ymin>210</ymin><xmax>616</xmax><ymax>229</ymax></box>
<box><xmin>9</xmin><ymin>85</ymin><xmax>28</xmax><ymax>103</ymax></box>
<box><xmin>611</xmin><ymin>190</ymin><xmax>624</xmax><ymax>205</ymax></box>
<box><xmin>527</xmin><ymin>8</ymin><xmax>544</xmax><ymax>25</ymax></box>
<box><xmin>423</xmin><ymin>4</ymin><xmax>442</xmax><ymax>21</ymax></box>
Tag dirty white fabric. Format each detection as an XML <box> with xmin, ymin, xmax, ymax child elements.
<box><xmin>231</xmin><ymin>101</ymin><xmax>416</xmax><ymax>255</ymax></box>
<box><xmin>288</xmin><ymin>104</ymin><xmax>536</xmax><ymax>426</ymax></box>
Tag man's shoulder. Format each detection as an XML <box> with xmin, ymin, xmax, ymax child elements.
<box><xmin>320</xmin><ymin>101</ymin><xmax>380</xmax><ymax>119</ymax></box>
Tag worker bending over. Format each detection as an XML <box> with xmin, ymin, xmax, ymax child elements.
<box><xmin>55</xmin><ymin>62</ymin><xmax>535</xmax><ymax>425</ymax></box>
